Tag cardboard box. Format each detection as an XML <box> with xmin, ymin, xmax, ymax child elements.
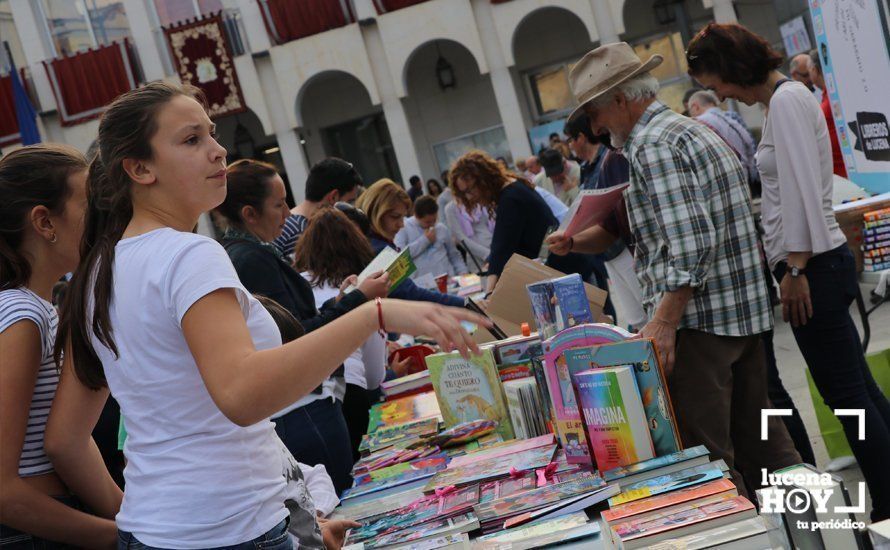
<box><xmin>474</xmin><ymin>254</ymin><xmax>609</xmax><ymax>344</ymax></box>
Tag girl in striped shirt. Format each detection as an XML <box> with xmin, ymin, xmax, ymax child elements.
<box><xmin>0</xmin><ymin>145</ymin><xmax>121</xmax><ymax>547</ymax></box>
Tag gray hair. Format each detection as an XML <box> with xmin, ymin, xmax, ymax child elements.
<box><xmin>590</xmin><ymin>73</ymin><xmax>660</xmax><ymax>108</ymax></box>
<box><xmin>689</xmin><ymin>90</ymin><xmax>720</xmax><ymax>108</ymax></box>
<box><xmin>808</xmin><ymin>49</ymin><xmax>821</xmax><ymax>75</ymax></box>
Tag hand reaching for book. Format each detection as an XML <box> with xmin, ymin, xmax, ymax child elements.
<box><xmin>379</xmin><ymin>299</ymin><xmax>489</xmax><ymax>359</ymax></box>
<box><xmin>319</xmin><ymin>517</ymin><xmax>360</xmax><ymax>550</ymax></box>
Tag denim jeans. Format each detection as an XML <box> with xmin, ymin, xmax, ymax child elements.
<box><xmin>775</xmin><ymin>244</ymin><xmax>890</xmax><ymax>521</ymax></box>
<box><xmin>273</xmin><ymin>397</ymin><xmax>354</xmax><ymax>495</ymax></box>
<box><xmin>0</xmin><ymin>495</ymin><xmax>82</xmax><ymax>549</ymax></box>
<box><xmin>117</xmin><ymin>519</ymin><xmax>292</xmax><ymax>550</ymax></box>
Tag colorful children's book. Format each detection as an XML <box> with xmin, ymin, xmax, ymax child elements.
<box><xmin>605</xmin><ymin>494</ymin><xmax>757</xmax><ymax>549</ymax></box>
<box><xmin>474</xmin><ymin>511</ymin><xmax>599</xmax><ymax>549</ymax></box>
<box><xmin>424</xmin><ymin>444</ymin><xmax>557</xmax><ymax>493</ymax></box>
<box><xmin>348</xmin><ymin>245</ymin><xmax>415</xmax><ymax>294</ymax></box>
<box><xmin>362</xmin><ymin>513</ymin><xmax>479</xmax><ymax>549</ymax></box>
<box><xmin>526</xmin><ymin>274</ymin><xmax>594</xmax><ymax>339</ymax></box>
<box><xmin>608</xmin><ymin>466</ymin><xmax>726</xmax><ymax>507</ymax></box>
<box><xmin>549</xmin><ymin>337</ymin><xmax>681</xmax><ymax>465</ymax></box>
<box><xmin>359</xmin><ymin>417</ymin><xmax>439</xmax><ymax>454</ymax></box>
<box><xmin>541</xmin><ymin>323</ymin><xmax>632</xmax><ymax>464</ymax></box>
<box><xmin>601</xmin><ymin>478</ymin><xmax>737</xmax><ymax>524</ymax></box>
<box><xmin>602</xmin><ymin>444</ymin><xmax>710</xmax><ymax>486</ymax></box>
<box><xmin>366</xmin><ymin>392</ymin><xmax>441</xmax><ymax>434</ymax></box>
<box><xmin>426</xmin><ymin>349</ymin><xmax>513</xmax><ymax>440</ymax></box>
<box><xmin>352</xmin><ymin>453</ymin><xmax>448</xmax><ymax>487</ymax></box>
<box><xmin>497</xmin><ymin>361</ymin><xmax>534</xmax><ymax>382</ymax></box>
<box><xmin>446</xmin><ymin>434</ymin><xmax>555</xmax><ymax>469</ymax></box>
<box><xmin>490</xmin><ymin>333</ymin><xmax>541</xmax><ymax>365</ymax></box>
<box><xmin>473</xmin><ymin>473</ymin><xmax>609</xmax><ymax>531</ymax></box>
<box><xmin>573</xmin><ymin>366</ymin><xmax>655</xmax><ymax>471</ymax></box>
<box><xmin>341</xmin><ymin>455</ymin><xmax>449</xmax><ymax>500</ymax></box>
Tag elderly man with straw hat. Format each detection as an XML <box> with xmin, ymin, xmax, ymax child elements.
<box><xmin>547</xmin><ymin>43</ymin><xmax>800</xmax><ymax>497</ymax></box>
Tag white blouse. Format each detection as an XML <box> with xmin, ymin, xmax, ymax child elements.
<box><xmin>756</xmin><ymin>81</ymin><xmax>846</xmax><ymax>269</ymax></box>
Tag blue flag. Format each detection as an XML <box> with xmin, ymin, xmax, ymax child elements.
<box><xmin>9</xmin><ymin>57</ymin><xmax>40</xmax><ymax>145</ymax></box>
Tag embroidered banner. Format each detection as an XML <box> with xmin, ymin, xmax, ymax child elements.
<box><xmin>164</xmin><ymin>13</ymin><xmax>246</xmax><ymax>119</ymax></box>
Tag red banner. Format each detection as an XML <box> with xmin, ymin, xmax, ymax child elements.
<box><xmin>373</xmin><ymin>0</ymin><xmax>429</xmax><ymax>14</ymax></box>
<box><xmin>164</xmin><ymin>13</ymin><xmax>246</xmax><ymax>119</ymax></box>
<box><xmin>257</xmin><ymin>0</ymin><xmax>355</xmax><ymax>44</ymax></box>
<box><xmin>0</xmin><ymin>73</ymin><xmax>19</xmax><ymax>146</ymax></box>
<box><xmin>43</xmin><ymin>40</ymin><xmax>138</xmax><ymax>127</ymax></box>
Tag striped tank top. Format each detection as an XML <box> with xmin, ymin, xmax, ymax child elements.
<box><xmin>0</xmin><ymin>287</ymin><xmax>60</xmax><ymax>477</ymax></box>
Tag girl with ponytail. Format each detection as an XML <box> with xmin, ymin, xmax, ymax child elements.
<box><xmin>45</xmin><ymin>82</ymin><xmax>486</xmax><ymax>549</ymax></box>
<box><xmin>0</xmin><ymin>145</ymin><xmax>120</xmax><ymax>547</ymax></box>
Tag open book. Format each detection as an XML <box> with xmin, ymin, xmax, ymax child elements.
<box><xmin>558</xmin><ymin>183</ymin><xmax>629</xmax><ymax>238</ymax></box>
<box><xmin>346</xmin><ymin>246</ymin><xmax>416</xmax><ymax>294</ymax></box>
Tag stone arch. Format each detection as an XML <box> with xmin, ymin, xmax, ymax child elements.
<box><xmin>502</xmin><ymin>1</ymin><xmax>598</xmax><ymax>66</ymax></box>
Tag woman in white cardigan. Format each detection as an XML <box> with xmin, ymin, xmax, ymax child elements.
<box><xmin>688</xmin><ymin>22</ymin><xmax>890</xmax><ymax>522</ymax></box>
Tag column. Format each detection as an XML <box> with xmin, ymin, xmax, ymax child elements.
<box><xmin>589</xmin><ymin>0</ymin><xmax>620</xmax><ymax>45</ymax></box>
<box><xmin>121</xmin><ymin>0</ymin><xmax>166</xmax><ymax>81</ymax></box>
<box><xmin>276</xmin><ymin>129</ymin><xmax>310</xmax><ymax>200</ymax></box>
<box><xmin>254</xmin><ymin>55</ymin><xmax>309</xmax><ymax>198</ymax></box>
<box><xmin>470</xmin><ymin>0</ymin><xmax>532</xmax><ymax>161</ymax></box>
<box><xmin>360</xmin><ymin>23</ymin><xmax>423</xmax><ymax>181</ymax></box>
<box><xmin>233</xmin><ymin>0</ymin><xmax>272</xmax><ymax>53</ymax></box>
<box><xmin>9</xmin><ymin>0</ymin><xmax>57</xmax><ymax>111</ymax></box>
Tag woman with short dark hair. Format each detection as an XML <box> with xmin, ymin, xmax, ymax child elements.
<box><xmin>688</xmin><ymin>22</ymin><xmax>890</xmax><ymax>522</ymax></box>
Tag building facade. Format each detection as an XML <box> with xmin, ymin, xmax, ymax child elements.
<box><xmin>2</xmin><ymin>0</ymin><xmax>811</xmax><ymax>203</ymax></box>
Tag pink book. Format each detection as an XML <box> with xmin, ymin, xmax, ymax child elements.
<box><xmin>542</xmin><ymin>324</ymin><xmax>632</xmax><ymax>465</ymax></box>
<box><xmin>559</xmin><ymin>183</ymin><xmax>630</xmax><ymax>238</ymax></box>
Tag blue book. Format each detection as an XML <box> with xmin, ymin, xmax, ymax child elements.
<box><xmin>602</xmin><ymin>445</ymin><xmax>710</xmax><ymax>485</ymax></box>
<box><xmin>608</xmin><ymin>466</ymin><xmax>726</xmax><ymax>507</ymax></box>
<box><xmin>526</xmin><ymin>274</ymin><xmax>593</xmax><ymax>339</ymax></box>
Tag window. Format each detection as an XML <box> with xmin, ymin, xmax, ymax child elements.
<box><xmin>433</xmin><ymin>126</ymin><xmax>511</xmax><ymax>174</ymax></box>
<box><xmin>0</xmin><ymin>0</ymin><xmax>26</xmax><ymax>70</ymax></box>
<box><xmin>153</xmin><ymin>0</ymin><xmax>223</xmax><ymax>27</ymax></box>
<box><xmin>632</xmin><ymin>32</ymin><xmax>691</xmax><ymax>113</ymax></box>
<box><xmin>527</xmin><ymin>61</ymin><xmax>577</xmax><ymax>120</ymax></box>
<box><xmin>41</xmin><ymin>0</ymin><xmax>132</xmax><ymax>56</ymax></box>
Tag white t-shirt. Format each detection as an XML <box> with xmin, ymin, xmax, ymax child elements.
<box><xmin>94</xmin><ymin>228</ymin><xmax>292</xmax><ymax>548</ymax></box>
<box><xmin>306</xmin><ymin>278</ymin><xmax>386</xmax><ymax>390</ymax></box>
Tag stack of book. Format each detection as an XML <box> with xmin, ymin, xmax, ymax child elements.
<box><xmin>599</xmin><ymin>446</ymin><xmax>771</xmax><ymax>549</ymax></box>
<box><xmin>863</xmin><ymin>207</ymin><xmax>890</xmax><ymax>272</ymax></box>
<box><xmin>379</xmin><ymin>370</ymin><xmax>432</xmax><ymax>399</ymax></box>
<box><xmin>503</xmin><ymin>377</ymin><xmax>548</xmax><ymax>439</ymax></box>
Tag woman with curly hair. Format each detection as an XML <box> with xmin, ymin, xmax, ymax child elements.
<box><xmin>294</xmin><ymin>208</ymin><xmax>386</xmax><ymax>459</ymax></box>
<box><xmin>449</xmin><ymin>150</ymin><xmax>557</xmax><ymax>291</ymax></box>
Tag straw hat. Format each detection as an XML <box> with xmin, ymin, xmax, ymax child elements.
<box><xmin>567</xmin><ymin>42</ymin><xmax>663</xmax><ymax>122</ymax></box>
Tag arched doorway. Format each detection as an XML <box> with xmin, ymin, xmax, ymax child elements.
<box><xmin>512</xmin><ymin>6</ymin><xmax>597</xmax><ymax>151</ymax></box>
<box><xmin>299</xmin><ymin>71</ymin><xmax>400</xmax><ymax>185</ymax></box>
<box><xmin>402</xmin><ymin>39</ymin><xmax>508</xmax><ymax>178</ymax></box>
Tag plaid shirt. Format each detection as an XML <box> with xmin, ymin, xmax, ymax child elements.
<box><xmin>623</xmin><ymin>102</ymin><xmax>771</xmax><ymax>337</ymax></box>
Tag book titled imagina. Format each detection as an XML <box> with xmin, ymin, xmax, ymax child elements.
<box><xmin>573</xmin><ymin>366</ymin><xmax>654</xmax><ymax>472</ymax></box>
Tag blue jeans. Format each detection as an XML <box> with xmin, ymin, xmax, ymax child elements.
<box><xmin>775</xmin><ymin>244</ymin><xmax>890</xmax><ymax>521</ymax></box>
<box><xmin>273</xmin><ymin>397</ymin><xmax>354</xmax><ymax>494</ymax></box>
<box><xmin>117</xmin><ymin>519</ymin><xmax>292</xmax><ymax>550</ymax></box>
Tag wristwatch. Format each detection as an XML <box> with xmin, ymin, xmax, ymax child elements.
<box><xmin>789</xmin><ymin>265</ymin><xmax>806</xmax><ymax>278</ymax></box>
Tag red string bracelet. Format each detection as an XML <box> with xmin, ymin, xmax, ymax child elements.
<box><xmin>375</xmin><ymin>298</ymin><xmax>386</xmax><ymax>337</ymax></box>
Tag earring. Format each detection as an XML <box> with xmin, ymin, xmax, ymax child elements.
<box><xmin>49</xmin><ymin>233</ymin><xmax>57</xmax><ymax>243</ymax></box>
